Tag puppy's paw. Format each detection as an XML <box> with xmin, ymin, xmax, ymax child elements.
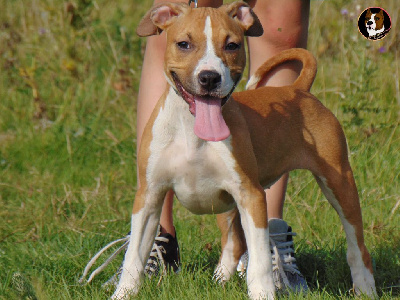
<box><xmin>248</xmin><ymin>289</ymin><xmax>275</xmax><ymax>300</ymax></box>
<box><xmin>247</xmin><ymin>277</ymin><xmax>275</xmax><ymax>300</ymax></box>
<box><xmin>111</xmin><ymin>284</ymin><xmax>139</xmax><ymax>300</ymax></box>
<box><xmin>213</xmin><ymin>263</ymin><xmax>230</xmax><ymax>285</ymax></box>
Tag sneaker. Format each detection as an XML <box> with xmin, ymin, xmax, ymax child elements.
<box><xmin>144</xmin><ymin>226</ymin><xmax>181</xmax><ymax>277</ymax></box>
<box><xmin>102</xmin><ymin>226</ymin><xmax>180</xmax><ymax>289</ymax></box>
<box><xmin>79</xmin><ymin>226</ymin><xmax>180</xmax><ymax>289</ymax></box>
<box><xmin>236</xmin><ymin>219</ymin><xmax>308</xmax><ymax>293</ymax></box>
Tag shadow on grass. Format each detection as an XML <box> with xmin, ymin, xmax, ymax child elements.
<box><xmin>298</xmin><ymin>239</ymin><xmax>400</xmax><ymax>297</ymax></box>
<box><xmin>182</xmin><ymin>238</ymin><xmax>400</xmax><ymax>298</ymax></box>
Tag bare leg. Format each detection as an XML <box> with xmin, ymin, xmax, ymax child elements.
<box><xmin>247</xmin><ymin>0</ymin><xmax>310</xmax><ymax>218</ymax></box>
<box><xmin>265</xmin><ymin>174</ymin><xmax>288</xmax><ymax>219</ymax></box>
<box><xmin>234</xmin><ymin>0</ymin><xmax>311</xmax><ymax>291</ymax></box>
<box><xmin>136</xmin><ymin>0</ymin><xmax>223</xmax><ymax>237</ymax></box>
<box><xmin>136</xmin><ymin>21</ymin><xmax>175</xmax><ymax>235</ymax></box>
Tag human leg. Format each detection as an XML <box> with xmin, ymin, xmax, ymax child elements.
<box><xmin>136</xmin><ymin>16</ymin><xmax>175</xmax><ymax>236</ymax></box>
<box><xmin>248</xmin><ymin>0</ymin><xmax>310</xmax><ymax>219</ymax></box>
<box><xmin>137</xmin><ymin>0</ymin><xmax>224</xmax><ymax>277</ymax></box>
<box><xmin>136</xmin><ymin>0</ymin><xmax>224</xmax><ymax>238</ymax></box>
<box><xmin>237</xmin><ymin>0</ymin><xmax>310</xmax><ymax>292</ymax></box>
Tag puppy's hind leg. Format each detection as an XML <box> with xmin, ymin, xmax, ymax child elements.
<box><xmin>112</xmin><ymin>188</ymin><xmax>166</xmax><ymax>299</ymax></box>
<box><xmin>314</xmin><ymin>167</ymin><xmax>377</xmax><ymax>297</ymax></box>
<box><xmin>214</xmin><ymin>207</ymin><xmax>246</xmax><ymax>283</ymax></box>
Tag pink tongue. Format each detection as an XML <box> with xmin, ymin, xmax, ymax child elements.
<box><xmin>194</xmin><ymin>97</ymin><xmax>230</xmax><ymax>142</ymax></box>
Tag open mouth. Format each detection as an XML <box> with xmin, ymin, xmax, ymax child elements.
<box><xmin>171</xmin><ymin>72</ymin><xmax>231</xmax><ymax>142</ymax></box>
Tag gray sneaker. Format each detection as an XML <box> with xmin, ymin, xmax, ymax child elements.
<box><xmin>236</xmin><ymin>219</ymin><xmax>308</xmax><ymax>293</ymax></box>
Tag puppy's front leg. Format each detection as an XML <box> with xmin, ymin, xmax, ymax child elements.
<box><xmin>112</xmin><ymin>188</ymin><xmax>165</xmax><ymax>300</ymax></box>
<box><xmin>235</xmin><ymin>186</ymin><xmax>275</xmax><ymax>300</ymax></box>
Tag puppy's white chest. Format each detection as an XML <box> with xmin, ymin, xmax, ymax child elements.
<box><xmin>146</xmin><ymin>89</ymin><xmax>239</xmax><ymax>214</ymax></box>
<box><xmin>169</xmin><ymin>140</ymin><xmax>236</xmax><ymax>213</ymax></box>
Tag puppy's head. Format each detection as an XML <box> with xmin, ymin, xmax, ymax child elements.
<box><xmin>365</xmin><ymin>8</ymin><xmax>385</xmax><ymax>32</ymax></box>
<box><xmin>137</xmin><ymin>2</ymin><xmax>263</xmax><ymax>141</ymax></box>
<box><xmin>137</xmin><ymin>2</ymin><xmax>262</xmax><ymax>98</ymax></box>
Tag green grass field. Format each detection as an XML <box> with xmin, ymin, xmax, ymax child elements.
<box><xmin>0</xmin><ymin>0</ymin><xmax>399</xmax><ymax>299</ymax></box>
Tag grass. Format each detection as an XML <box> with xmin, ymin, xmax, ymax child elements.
<box><xmin>0</xmin><ymin>0</ymin><xmax>399</xmax><ymax>299</ymax></box>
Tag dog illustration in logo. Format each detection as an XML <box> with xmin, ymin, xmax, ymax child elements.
<box><xmin>365</xmin><ymin>8</ymin><xmax>385</xmax><ymax>37</ymax></box>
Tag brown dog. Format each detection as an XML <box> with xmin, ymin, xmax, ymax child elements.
<box><xmin>111</xmin><ymin>2</ymin><xmax>377</xmax><ymax>299</ymax></box>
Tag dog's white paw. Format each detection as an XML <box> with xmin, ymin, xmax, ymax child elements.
<box><xmin>352</xmin><ymin>265</ymin><xmax>377</xmax><ymax>298</ymax></box>
<box><xmin>354</xmin><ymin>277</ymin><xmax>377</xmax><ymax>298</ymax></box>
<box><xmin>248</xmin><ymin>289</ymin><xmax>275</xmax><ymax>300</ymax></box>
<box><xmin>213</xmin><ymin>263</ymin><xmax>231</xmax><ymax>284</ymax></box>
<box><xmin>111</xmin><ymin>284</ymin><xmax>139</xmax><ymax>300</ymax></box>
<box><xmin>247</xmin><ymin>276</ymin><xmax>275</xmax><ymax>300</ymax></box>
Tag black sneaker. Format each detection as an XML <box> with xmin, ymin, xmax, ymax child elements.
<box><xmin>80</xmin><ymin>226</ymin><xmax>180</xmax><ymax>289</ymax></box>
<box><xmin>144</xmin><ymin>226</ymin><xmax>181</xmax><ymax>277</ymax></box>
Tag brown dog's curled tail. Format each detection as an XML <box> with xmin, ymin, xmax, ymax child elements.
<box><xmin>246</xmin><ymin>48</ymin><xmax>317</xmax><ymax>91</ymax></box>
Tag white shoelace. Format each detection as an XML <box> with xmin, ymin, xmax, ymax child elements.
<box><xmin>269</xmin><ymin>231</ymin><xmax>300</xmax><ymax>291</ymax></box>
<box><xmin>270</xmin><ymin>232</ymin><xmax>300</xmax><ymax>273</ymax></box>
<box><xmin>79</xmin><ymin>235</ymin><xmax>129</xmax><ymax>285</ymax></box>
<box><xmin>79</xmin><ymin>231</ymin><xmax>173</xmax><ymax>286</ymax></box>
<box><xmin>80</xmin><ymin>230</ymin><xmax>300</xmax><ymax>288</ymax></box>
<box><xmin>236</xmin><ymin>231</ymin><xmax>301</xmax><ymax>285</ymax></box>
<box><xmin>144</xmin><ymin>236</ymin><xmax>169</xmax><ymax>276</ymax></box>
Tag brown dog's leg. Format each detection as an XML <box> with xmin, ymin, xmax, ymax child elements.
<box><xmin>314</xmin><ymin>166</ymin><xmax>377</xmax><ymax>296</ymax></box>
<box><xmin>234</xmin><ymin>185</ymin><xmax>275</xmax><ymax>299</ymax></box>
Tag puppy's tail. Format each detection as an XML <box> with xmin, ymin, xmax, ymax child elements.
<box><xmin>246</xmin><ymin>48</ymin><xmax>317</xmax><ymax>91</ymax></box>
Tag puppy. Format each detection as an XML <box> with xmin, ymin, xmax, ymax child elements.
<box><xmin>365</xmin><ymin>8</ymin><xmax>385</xmax><ymax>37</ymax></box>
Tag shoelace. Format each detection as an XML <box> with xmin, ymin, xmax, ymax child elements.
<box><xmin>144</xmin><ymin>236</ymin><xmax>170</xmax><ymax>276</ymax></box>
<box><xmin>79</xmin><ymin>231</ymin><xmax>173</xmax><ymax>285</ymax></box>
<box><xmin>237</xmin><ymin>232</ymin><xmax>300</xmax><ymax>268</ymax></box>
<box><xmin>270</xmin><ymin>231</ymin><xmax>301</xmax><ymax>291</ymax></box>
<box><xmin>79</xmin><ymin>235</ymin><xmax>130</xmax><ymax>285</ymax></box>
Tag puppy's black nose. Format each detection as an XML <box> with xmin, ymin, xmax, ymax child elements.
<box><xmin>367</xmin><ymin>21</ymin><xmax>373</xmax><ymax>25</ymax></box>
<box><xmin>198</xmin><ymin>70</ymin><xmax>221</xmax><ymax>91</ymax></box>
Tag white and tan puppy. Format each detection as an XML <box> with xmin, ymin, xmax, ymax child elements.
<box><xmin>365</xmin><ymin>8</ymin><xmax>385</xmax><ymax>38</ymax></box>
<box><xmin>112</xmin><ymin>2</ymin><xmax>376</xmax><ymax>299</ymax></box>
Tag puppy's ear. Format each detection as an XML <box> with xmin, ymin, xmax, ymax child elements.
<box><xmin>222</xmin><ymin>1</ymin><xmax>263</xmax><ymax>37</ymax></box>
<box><xmin>137</xmin><ymin>3</ymin><xmax>189</xmax><ymax>37</ymax></box>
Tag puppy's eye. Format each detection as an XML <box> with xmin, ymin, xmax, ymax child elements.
<box><xmin>375</xmin><ymin>17</ymin><xmax>380</xmax><ymax>20</ymax></box>
<box><xmin>225</xmin><ymin>42</ymin><xmax>241</xmax><ymax>51</ymax></box>
<box><xmin>177</xmin><ymin>41</ymin><xmax>191</xmax><ymax>50</ymax></box>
